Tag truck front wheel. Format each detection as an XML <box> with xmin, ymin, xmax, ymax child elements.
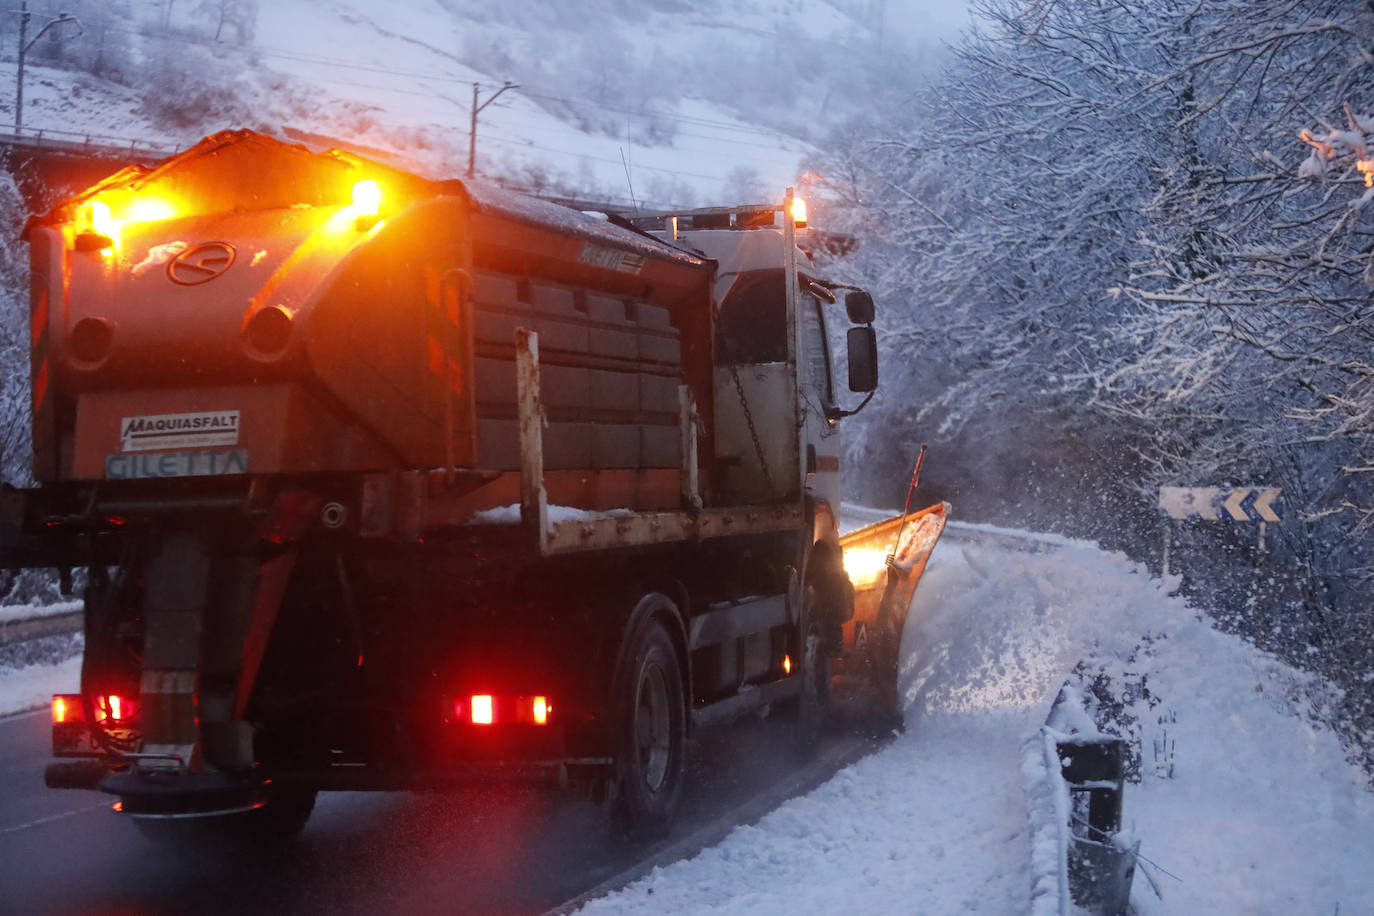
<box><xmin>792</xmin><ymin>586</ymin><xmax>830</xmax><ymax>754</ymax></box>
<box><xmin>609</xmin><ymin>618</ymin><xmax>686</xmax><ymax>837</ymax></box>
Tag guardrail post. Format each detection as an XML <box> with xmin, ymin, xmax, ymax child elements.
<box><xmin>1056</xmin><ymin>736</ymin><xmax>1137</xmax><ymax>913</ymax></box>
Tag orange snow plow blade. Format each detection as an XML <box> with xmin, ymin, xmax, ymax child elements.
<box><xmin>835</xmin><ymin>502</ymin><xmax>950</xmax><ymax>723</ymax></box>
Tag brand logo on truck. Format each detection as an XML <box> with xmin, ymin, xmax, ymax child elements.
<box><xmin>167</xmin><ymin>242</ymin><xmax>236</xmax><ymax>285</ymax></box>
<box><xmin>120</xmin><ymin>410</ymin><xmax>240</xmax><ymax>452</ymax></box>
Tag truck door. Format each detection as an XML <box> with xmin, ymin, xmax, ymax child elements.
<box><xmin>798</xmin><ymin>284</ymin><xmax>841</xmax><ymax>513</ymax></box>
<box><xmin>712</xmin><ymin>270</ymin><xmax>800</xmax><ymax>504</ymax></box>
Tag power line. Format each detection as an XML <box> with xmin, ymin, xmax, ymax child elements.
<box><xmin>518</xmin><ymin>89</ymin><xmax>793</xmax><ymax>139</ymax></box>
<box><xmin>101</xmin><ymin>22</ymin><xmax>490</xmax><ymax>88</ymax></box>
<box><xmin>482</xmin><ymin>109</ymin><xmax>807</xmax><ymax>154</ymax></box>
<box><xmin>477</xmin><ymin>132</ymin><xmax>731</xmax><ymax>183</ymax></box>
<box><xmin>100</xmin><ymin>22</ymin><xmax>800</xmax><ymax>143</ymax></box>
<box><xmin>49</xmin><ymin>22</ymin><xmax>805</xmax><ymax>185</ymax></box>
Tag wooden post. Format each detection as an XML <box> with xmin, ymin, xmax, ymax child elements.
<box><xmin>783</xmin><ymin>187</ymin><xmax>803</xmax><ymax>496</ymax></box>
<box><xmin>1161</xmin><ymin>521</ymin><xmax>1171</xmax><ymax>579</ymax></box>
<box><xmin>516</xmin><ymin>329</ymin><xmax>548</xmax><ymax>553</ymax></box>
<box><xmin>679</xmin><ymin>385</ymin><xmax>701</xmax><ymax>510</ymax></box>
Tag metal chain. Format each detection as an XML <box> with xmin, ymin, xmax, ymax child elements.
<box><xmin>727</xmin><ymin>361</ymin><xmax>775</xmax><ymax>497</ymax></box>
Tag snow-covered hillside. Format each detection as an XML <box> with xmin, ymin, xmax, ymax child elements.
<box><xmin>7</xmin><ymin>534</ymin><xmax>1372</xmax><ymax>913</ymax></box>
<box><xmin>0</xmin><ymin>0</ymin><xmax>958</xmax><ymax>207</ymax></box>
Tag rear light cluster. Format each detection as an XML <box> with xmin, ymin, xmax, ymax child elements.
<box><xmin>451</xmin><ymin>694</ymin><xmax>551</xmax><ymax>726</ymax></box>
<box><xmin>51</xmin><ymin>693</ymin><xmax>139</xmax><ymax>725</ymax></box>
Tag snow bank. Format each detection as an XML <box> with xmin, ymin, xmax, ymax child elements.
<box><xmin>0</xmin><ymin>654</ymin><xmax>79</xmax><ymax>718</ymax></box>
<box><xmin>580</xmin><ymin>533</ymin><xmax>1374</xmax><ymax>914</ymax></box>
<box><xmin>0</xmin><ymin>601</ymin><xmax>83</xmax><ymax>717</ymax></box>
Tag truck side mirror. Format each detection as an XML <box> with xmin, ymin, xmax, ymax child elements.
<box><xmin>847</xmin><ymin>326</ymin><xmax>878</xmax><ymax>393</ymax></box>
<box><xmin>845</xmin><ymin>291</ymin><xmax>875</xmax><ymax>324</ymax></box>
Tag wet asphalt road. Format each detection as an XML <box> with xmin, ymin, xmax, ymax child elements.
<box><xmin>0</xmin><ymin>707</ymin><xmax>884</xmax><ymax>915</ymax></box>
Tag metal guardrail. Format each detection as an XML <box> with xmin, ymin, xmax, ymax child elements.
<box><xmin>0</xmin><ymin>607</ymin><xmax>82</xmax><ymax>646</ymax></box>
<box><xmin>0</xmin><ymin>124</ymin><xmax>180</xmax><ymax>161</ymax></box>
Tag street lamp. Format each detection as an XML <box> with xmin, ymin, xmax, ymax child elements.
<box><xmin>14</xmin><ymin>2</ymin><xmax>82</xmax><ymax>133</ymax></box>
<box><xmin>468</xmin><ymin>80</ymin><xmax>517</xmax><ymax>178</ymax></box>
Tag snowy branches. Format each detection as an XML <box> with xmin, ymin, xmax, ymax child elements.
<box><xmin>821</xmin><ymin>0</ymin><xmax>1374</xmax><ymax>771</ymax></box>
<box><xmin>820</xmin><ymin>1</ymin><xmax>1374</xmax><ymax>732</ymax></box>
<box><xmin>827</xmin><ymin>0</ymin><xmax>1374</xmax><ymax>532</ymax></box>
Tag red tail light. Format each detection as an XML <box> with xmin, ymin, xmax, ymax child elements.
<box><xmin>95</xmin><ymin>695</ymin><xmax>138</xmax><ymax>724</ymax></box>
<box><xmin>450</xmin><ymin>694</ymin><xmax>553</xmax><ymax>726</ymax></box>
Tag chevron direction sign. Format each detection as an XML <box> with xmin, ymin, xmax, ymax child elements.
<box><xmin>1158</xmin><ymin>487</ymin><xmax>1281</xmax><ymax>522</ymax></box>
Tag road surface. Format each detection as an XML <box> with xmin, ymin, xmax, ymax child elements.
<box><xmin>1</xmin><ymin>703</ymin><xmax>884</xmax><ymax>915</ymax></box>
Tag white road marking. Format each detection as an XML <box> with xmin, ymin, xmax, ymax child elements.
<box><xmin>0</xmin><ymin>801</ymin><xmax>110</xmax><ymax>835</ymax></box>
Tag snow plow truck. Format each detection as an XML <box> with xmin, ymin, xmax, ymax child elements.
<box><xmin>0</xmin><ymin>129</ymin><xmax>947</xmax><ymax>841</ymax></box>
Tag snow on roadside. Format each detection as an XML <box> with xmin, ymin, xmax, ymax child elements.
<box><xmin>0</xmin><ymin>654</ymin><xmax>79</xmax><ymax>719</ymax></box>
<box><xmin>579</xmin><ymin>534</ymin><xmax>1374</xmax><ymax>914</ymax></box>
<box><xmin>0</xmin><ymin>601</ymin><xmax>83</xmax><ymax>717</ymax></box>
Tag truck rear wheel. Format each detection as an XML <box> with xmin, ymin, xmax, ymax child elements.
<box><xmin>609</xmin><ymin>618</ymin><xmax>686</xmax><ymax>837</ymax></box>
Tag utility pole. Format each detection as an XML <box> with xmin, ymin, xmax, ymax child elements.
<box><xmin>15</xmin><ymin>1</ymin><xmax>28</xmax><ymax>133</ymax></box>
<box><xmin>468</xmin><ymin>80</ymin><xmax>517</xmax><ymax>179</ymax></box>
<box><xmin>14</xmin><ymin>2</ymin><xmax>81</xmax><ymax>133</ymax></box>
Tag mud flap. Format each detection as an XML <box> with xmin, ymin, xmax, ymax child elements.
<box><xmin>833</xmin><ymin>502</ymin><xmax>949</xmax><ymax>723</ymax></box>
<box><xmin>125</xmin><ymin>491</ymin><xmax>319</xmax><ymax>785</ymax></box>
<box><xmin>137</xmin><ymin>529</ymin><xmax>214</xmax><ymax>773</ymax></box>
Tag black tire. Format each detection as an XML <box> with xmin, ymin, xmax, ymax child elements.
<box><xmin>133</xmin><ymin>786</ymin><xmax>317</xmax><ymax>850</ymax></box>
<box><xmin>609</xmin><ymin>618</ymin><xmax>687</xmax><ymax>838</ymax></box>
<box><xmin>792</xmin><ymin>587</ymin><xmax>830</xmax><ymax>754</ymax></box>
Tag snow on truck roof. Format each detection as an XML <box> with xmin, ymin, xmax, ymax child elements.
<box><xmin>30</xmin><ymin>128</ymin><xmax>710</xmax><ymax>273</ymax></box>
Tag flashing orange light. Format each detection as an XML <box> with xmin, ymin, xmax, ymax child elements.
<box><xmin>532</xmin><ymin>696</ymin><xmax>549</xmax><ymax>725</ymax></box>
<box><xmin>783</xmin><ymin>654</ymin><xmax>792</xmax><ymax>675</ymax></box>
<box><xmin>790</xmin><ymin>195</ymin><xmax>807</xmax><ymax>228</ymax></box>
<box><xmin>87</xmin><ymin>201</ymin><xmax>113</xmax><ymax>236</ymax></box>
<box><xmin>125</xmin><ymin>197</ymin><xmax>176</xmax><ymax>223</ymax></box>
<box><xmin>352</xmin><ymin>179</ymin><xmax>382</xmax><ymax>217</ymax></box>
<box><xmin>470</xmin><ymin>694</ymin><xmax>494</xmax><ymax>725</ymax></box>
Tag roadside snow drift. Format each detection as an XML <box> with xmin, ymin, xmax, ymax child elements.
<box><xmin>577</xmin><ymin>531</ymin><xmax>1374</xmax><ymax>914</ymax></box>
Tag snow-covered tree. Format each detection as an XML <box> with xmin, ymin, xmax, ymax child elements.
<box><xmin>819</xmin><ymin>0</ymin><xmax>1374</xmax><ymax>769</ymax></box>
<box><xmin>194</xmin><ymin>0</ymin><xmax>257</xmax><ymax>45</ymax></box>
